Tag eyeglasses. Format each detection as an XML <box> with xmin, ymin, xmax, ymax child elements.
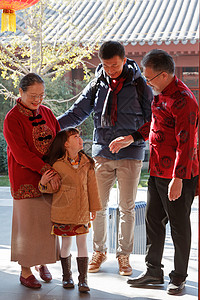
<box><xmin>27</xmin><ymin>94</ymin><xmax>46</xmax><ymax>100</ymax></box>
<box><xmin>145</xmin><ymin>71</ymin><xmax>163</xmax><ymax>83</ymax></box>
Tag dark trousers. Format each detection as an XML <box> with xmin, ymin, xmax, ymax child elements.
<box><xmin>145</xmin><ymin>175</ymin><xmax>198</xmax><ymax>281</ymax></box>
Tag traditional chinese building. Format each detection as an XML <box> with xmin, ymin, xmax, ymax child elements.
<box><xmin>0</xmin><ymin>0</ymin><xmax>199</xmax><ymax>100</ymax></box>
<box><xmin>66</xmin><ymin>0</ymin><xmax>199</xmax><ymax>100</ymax></box>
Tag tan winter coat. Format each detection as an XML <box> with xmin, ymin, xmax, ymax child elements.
<box><xmin>39</xmin><ymin>153</ymin><xmax>102</xmax><ymax>225</ymax></box>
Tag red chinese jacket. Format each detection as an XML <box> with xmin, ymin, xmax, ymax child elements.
<box><xmin>3</xmin><ymin>99</ymin><xmax>60</xmax><ymax>199</ymax></box>
<box><xmin>135</xmin><ymin>76</ymin><xmax>199</xmax><ymax>179</ymax></box>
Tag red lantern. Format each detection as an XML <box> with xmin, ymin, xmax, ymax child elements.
<box><xmin>0</xmin><ymin>0</ymin><xmax>41</xmax><ymax>32</ymax></box>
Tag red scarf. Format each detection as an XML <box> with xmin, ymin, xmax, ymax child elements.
<box><xmin>109</xmin><ymin>77</ymin><xmax>126</xmax><ymax>125</ymax></box>
<box><xmin>101</xmin><ymin>76</ymin><xmax>126</xmax><ymax>127</ymax></box>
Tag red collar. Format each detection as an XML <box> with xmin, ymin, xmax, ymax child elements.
<box><xmin>17</xmin><ymin>98</ymin><xmax>40</xmax><ymax>117</ymax></box>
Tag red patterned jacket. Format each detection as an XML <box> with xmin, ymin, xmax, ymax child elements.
<box><xmin>135</xmin><ymin>76</ymin><xmax>199</xmax><ymax>179</ymax></box>
<box><xmin>3</xmin><ymin>99</ymin><xmax>60</xmax><ymax>199</ymax></box>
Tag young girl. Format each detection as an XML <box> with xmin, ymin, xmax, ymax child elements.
<box><xmin>39</xmin><ymin>128</ymin><xmax>102</xmax><ymax>292</ymax></box>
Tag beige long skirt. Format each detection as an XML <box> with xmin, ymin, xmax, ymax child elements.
<box><xmin>11</xmin><ymin>194</ymin><xmax>60</xmax><ymax>267</ymax></box>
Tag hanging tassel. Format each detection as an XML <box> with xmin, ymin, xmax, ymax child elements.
<box><xmin>1</xmin><ymin>9</ymin><xmax>16</xmax><ymax>33</ymax></box>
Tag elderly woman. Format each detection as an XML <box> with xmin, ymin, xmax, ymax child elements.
<box><xmin>3</xmin><ymin>73</ymin><xmax>60</xmax><ymax>289</ymax></box>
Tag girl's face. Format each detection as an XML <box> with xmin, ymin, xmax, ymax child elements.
<box><xmin>65</xmin><ymin>133</ymin><xmax>83</xmax><ymax>154</ymax></box>
<box><xmin>19</xmin><ymin>83</ymin><xmax>45</xmax><ymax>110</ymax></box>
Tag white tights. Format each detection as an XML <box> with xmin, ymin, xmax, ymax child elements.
<box><xmin>60</xmin><ymin>234</ymin><xmax>88</xmax><ymax>258</ymax></box>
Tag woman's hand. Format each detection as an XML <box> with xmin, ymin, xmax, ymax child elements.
<box><xmin>40</xmin><ymin>170</ymin><xmax>56</xmax><ymax>186</ymax></box>
<box><xmin>50</xmin><ymin>173</ymin><xmax>61</xmax><ymax>191</ymax></box>
<box><xmin>90</xmin><ymin>211</ymin><xmax>97</xmax><ymax>221</ymax></box>
<box><xmin>168</xmin><ymin>178</ymin><xmax>183</xmax><ymax>201</ymax></box>
<box><xmin>109</xmin><ymin>135</ymin><xmax>134</xmax><ymax>153</ymax></box>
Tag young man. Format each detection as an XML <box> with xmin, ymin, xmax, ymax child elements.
<box><xmin>109</xmin><ymin>49</ymin><xmax>198</xmax><ymax>294</ymax></box>
<box><xmin>58</xmin><ymin>41</ymin><xmax>153</xmax><ymax>276</ymax></box>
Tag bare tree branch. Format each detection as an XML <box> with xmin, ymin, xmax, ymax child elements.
<box><xmin>0</xmin><ymin>0</ymin><xmax>128</xmax><ymax>102</ymax></box>
<box><xmin>0</xmin><ymin>84</ymin><xmax>18</xmax><ymax>101</ymax></box>
<box><xmin>44</xmin><ymin>91</ymin><xmax>82</xmax><ymax>103</ymax></box>
<box><xmin>0</xmin><ymin>42</ymin><xmax>29</xmax><ymax>74</ymax></box>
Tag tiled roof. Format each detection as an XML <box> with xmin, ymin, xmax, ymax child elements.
<box><xmin>0</xmin><ymin>0</ymin><xmax>199</xmax><ymax>45</ymax></box>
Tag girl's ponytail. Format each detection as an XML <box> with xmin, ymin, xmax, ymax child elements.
<box><xmin>44</xmin><ymin>130</ymin><xmax>68</xmax><ymax>165</ymax></box>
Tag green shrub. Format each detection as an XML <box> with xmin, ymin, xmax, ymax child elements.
<box><xmin>0</xmin><ymin>175</ymin><xmax>10</xmax><ymax>186</ymax></box>
<box><xmin>138</xmin><ymin>169</ymin><xmax>149</xmax><ymax>187</ymax></box>
<box><xmin>0</xmin><ymin>133</ymin><xmax>8</xmax><ymax>174</ymax></box>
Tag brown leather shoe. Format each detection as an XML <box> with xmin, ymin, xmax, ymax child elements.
<box><xmin>118</xmin><ymin>255</ymin><xmax>132</xmax><ymax>276</ymax></box>
<box><xmin>88</xmin><ymin>251</ymin><xmax>107</xmax><ymax>273</ymax></box>
<box><xmin>37</xmin><ymin>265</ymin><xmax>52</xmax><ymax>282</ymax></box>
<box><xmin>20</xmin><ymin>274</ymin><xmax>42</xmax><ymax>289</ymax></box>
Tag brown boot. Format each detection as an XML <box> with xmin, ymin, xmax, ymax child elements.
<box><xmin>60</xmin><ymin>255</ymin><xmax>74</xmax><ymax>288</ymax></box>
<box><xmin>76</xmin><ymin>257</ymin><xmax>90</xmax><ymax>292</ymax></box>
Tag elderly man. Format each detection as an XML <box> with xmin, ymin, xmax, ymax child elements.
<box><xmin>109</xmin><ymin>49</ymin><xmax>198</xmax><ymax>295</ymax></box>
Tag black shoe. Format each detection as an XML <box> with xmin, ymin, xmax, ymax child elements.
<box><xmin>127</xmin><ymin>270</ymin><xmax>164</xmax><ymax>286</ymax></box>
<box><xmin>167</xmin><ymin>280</ymin><xmax>185</xmax><ymax>295</ymax></box>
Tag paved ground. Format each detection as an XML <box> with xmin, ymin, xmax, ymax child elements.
<box><xmin>0</xmin><ymin>187</ymin><xmax>198</xmax><ymax>300</ymax></box>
